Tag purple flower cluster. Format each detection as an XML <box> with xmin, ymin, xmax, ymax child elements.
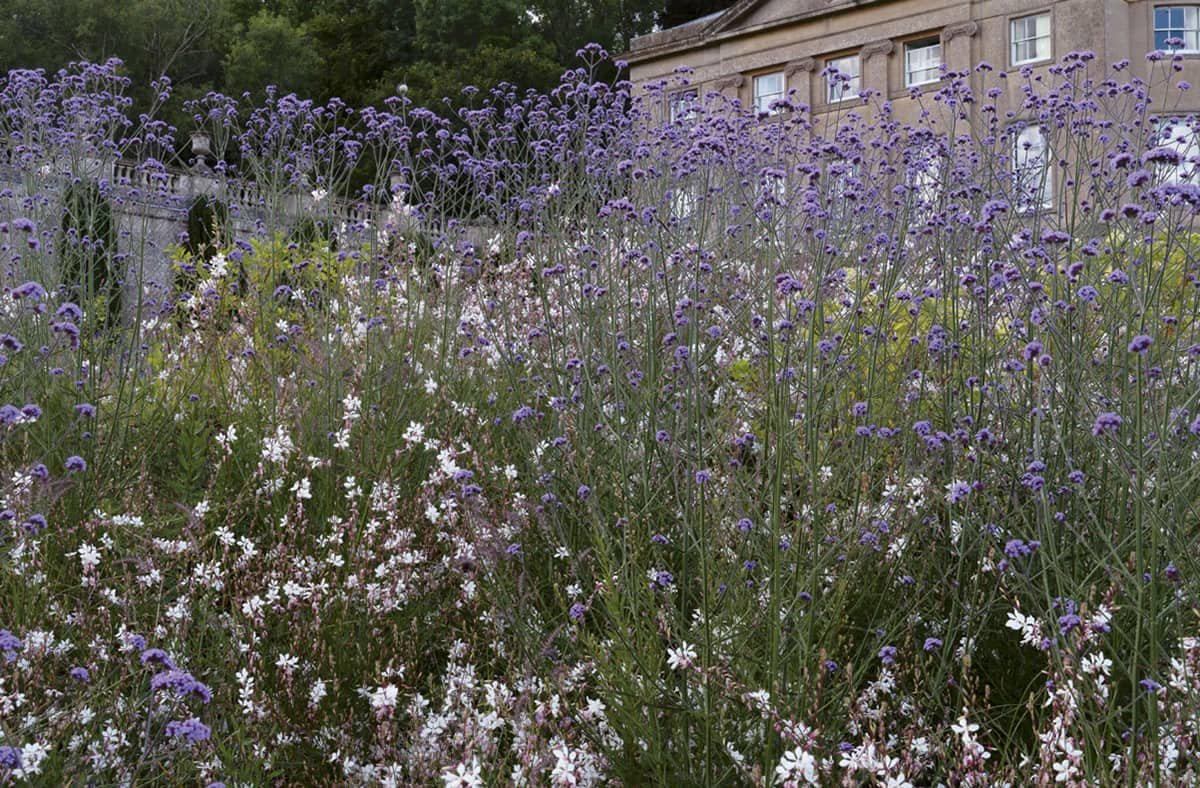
<box><xmin>150</xmin><ymin>669</ymin><xmax>213</xmax><ymax>703</ymax></box>
<box><xmin>165</xmin><ymin>717</ymin><xmax>212</xmax><ymax>744</ymax></box>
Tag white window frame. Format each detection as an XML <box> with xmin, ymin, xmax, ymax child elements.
<box><xmin>906</xmin><ymin>141</ymin><xmax>944</xmax><ymax>215</ymax></box>
<box><xmin>905</xmin><ymin>39</ymin><xmax>942</xmax><ymax>87</ymax></box>
<box><xmin>669</xmin><ymin>89</ymin><xmax>698</xmax><ymax>124</ymax></box>
<box><xmin>1012</xmin><ymin>124</ymin><xmax>1053</xmax><ymax>211</ymax></box>
<box><xmin>1010</xmin><ymin>12</ymin><xmax>1052</xmax><ymax>65</ymax></box>
<box><xmin>825</xmin><ymin>54</ymin><xmax>861</xmax><ymax>103</ymax></box>
<box><xmin>1154</xmin><ymin>6</ymin><xmax>1200</xmax><ymax>53</ymax></box>
<box><xmin>669</xmin><ymin>184</ymin><xmax>698</xmax><ymax>221</ymax></box>
<box><xmin>1156</xmin><ymin>120</ymin><xmax>1200</xmax><ymax>183</ymax></box>
<box><xmin>753</xmin><ymin>71</ymin><xmax>785</xmax><ymax>115</ymax></box>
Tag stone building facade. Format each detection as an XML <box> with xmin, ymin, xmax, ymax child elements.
<box><xmin>624</xmin><ymin>0</ymin><xmax>1200</xmax><ymax>125</ymax></box>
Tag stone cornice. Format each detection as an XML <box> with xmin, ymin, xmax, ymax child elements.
<box><xmin>623</xmin><ymin>0</ymin><xmax>889</xmax><ymax>65</ymax></box>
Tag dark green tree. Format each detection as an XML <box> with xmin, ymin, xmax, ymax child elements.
<box><xmin>659</xmin><ymin>0</ymin><xmax>735</xmax><ymax>29</ymax></box>
<box><xmin>221</xmin><ymin>10</ymin><xmax>323</xmax><ymax>99</ymax></box>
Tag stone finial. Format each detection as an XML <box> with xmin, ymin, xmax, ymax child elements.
<box><xmin>785</xmin><ymin>58</ymin><xmax>817</xmax><ymax>76</ymax></box>
<box><xmin>941</xmin><ymin>21</ymin><xmax>979</xmax><ymax>44</ymax></box>
<box><xmin>861</xmin><ymin>40</ymin><xmax>894</xmax><ymax>61</ymax></box>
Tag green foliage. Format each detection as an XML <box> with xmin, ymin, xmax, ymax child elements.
<box><xmin>221</xmin><ymin>10</ymin><xmax>323</xmax><ymax>99</ymax></box>
<box><xmin>286</xmin><ymin>216</ymin><xmax>333</xmax><ymax>251</ymax></box>
<box><xmin>60</xmin><ymin>179</ymin><xmax>121</xmax><ymax>327</ymax></box>
<box><xmin>185</xmin><ymin>195</ymin><xmax>230</xmax><ymax>262</ymax></box>
<box><xmin>0</xmin><ymin>0</ymin><xmax>732</xmax><ymax>127</ymax></box>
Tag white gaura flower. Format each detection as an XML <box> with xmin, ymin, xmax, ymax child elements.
<box><xmin>441</xmin><ymin>758</ymin><xmax>483</xmax><ymax>788</ymax></box>
<box><xmin>370</xmin><ymin>684</ymin><xmax>399</xmax><ymax>712</ymax></box>
<box><xmin>77</xmin><ymin>542</ymin><xmax>101</xmax><ymax>572</ymax></box>
<box><xmin>775</xmin><ymin>746</ymin><xmax>819</xmax><ymax>785</ymax></box>
<box><xmin>667</xmin><ymin>641</ymin><xmax>697</xmax><ymax>671</ymax></box>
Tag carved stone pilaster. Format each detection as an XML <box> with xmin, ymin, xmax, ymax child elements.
<box><xmin>861</xmin><ymin>39</ymin><xmax>894</xmax><ymax>61</ymax></box>
<box><xmin>785</xmin><ymin>57</ymin><xmax>817</xmax><ymax>77</ymax></box>
<box><xmin>941</xmin><ymin>21</ymin><xmax>979</xmax><ymax>44</ymax></box>
<box><xmin>714</xmin><ymin>75</ymin><xmax>745</xmax><ymax>91</ymax></box>
<box><xmin>940</xmin><ymin>20</ymin><xmax>979</xmax><ymax>75</ymax></box>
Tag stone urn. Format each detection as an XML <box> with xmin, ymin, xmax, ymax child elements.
<box><xmin>190</xmin><ymin>131</ymin><xmax>213</xmax><ymax>167</ymax></box>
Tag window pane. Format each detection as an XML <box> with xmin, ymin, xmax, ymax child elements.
<box><xmin>757</xmin><ymin>73</ymin><xmax>782</xmax><ymax>94</ymax></box>
<box><xmin>826</xmin><ymin>55</ymin><xmax>860</xmax><ymax>101</ymax></box>
<box><xmin>669</xmin><ymin>90</ymin><xmax>697</xmax><ymax>123</ymax></box>
<box><xmin>1013</xmin><ymin>125</ymin><xmax>1051</xmax><ymax>208</ymax></box>
<box><xmin>1159</xmin><ymin>121</ymin><xmax>1199</xmax><ymax>183</ymax></box>
<box><xmin>1154</xmin><ymin>5</ymin><xmax>1200</xmax><ymax>51</ymax></box>
<box><xmin>754</xmin><ymin>72</ymin><xmax>785</xmax><ymax>114</ymax></box>
<box><xmin>1011</xmin><ymin>13</ymin><xmax>1051</xmax><ymax>64</ymax></box>
<box><xmin>907</xmin><ymin>41</ymin><xmax>941</xmax><ymax>85</ymax></box>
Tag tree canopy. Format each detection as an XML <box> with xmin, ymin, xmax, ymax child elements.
<box><xmin>0</xmin><ymin>0</ymin><xmax>735</xmax><ymax>117</ymax></box>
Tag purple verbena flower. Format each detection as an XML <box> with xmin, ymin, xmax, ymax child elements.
<box><xmin>0</xmin><ymin>746</ymin><xmax>20</xmax><ymax>769</ymax></box>
<box><xmin>1127</xmin><ymin>334</ymin><xmax>1153</xmax><ymax>354</ymax></box>
<box><xmin>10</xmin><ymin>281</ymin><xmax>46</xmax><ymax>300</ymax></box>
<box><xmin>945</xmin><ymin>480</ymin><xmax>971</xmax><ymax>504</ymax></box>
<box><xmin>150</xmin><ymin>669</ymin><xmax>212</xmax><ymax>703</ymax></box>
<box><xmin>0</xmin><ymin>629</ymin><xmax>22</xmax><ymax>661</ymax></box>
<box><xmin>140</xmin><ymin>648</ymin><xmax>175</xmax><ymax>669</ymax></box>
<box><xmin>1092</xmin><ymin>412</ymin><xmax>1122</xmax><ymax>436</ymax></box>
<box><xmin>165</xmin><ymin>717</ymin><xmax>212</xmax><ymax>743</ymax></box>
